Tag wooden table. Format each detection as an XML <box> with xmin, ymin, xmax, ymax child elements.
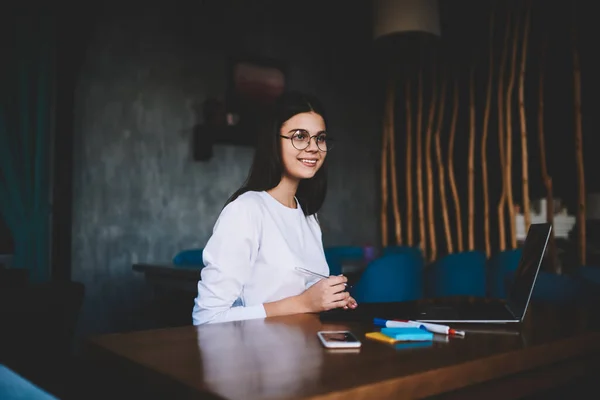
<box><xmin>86</xmin><ymin>302</ymin><xmax>600</xmax><ymax>399</ymax></box>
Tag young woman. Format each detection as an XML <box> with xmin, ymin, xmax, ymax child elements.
<box><xmin>192</xmin><ymin>91</ymin><xmax>357</xmax><ymax>325</ymax></box>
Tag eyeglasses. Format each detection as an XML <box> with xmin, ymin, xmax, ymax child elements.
<box><xmin>280</xmin><ymin>130</ymin><xmax>333</xmax><ymax>152</ymax></box>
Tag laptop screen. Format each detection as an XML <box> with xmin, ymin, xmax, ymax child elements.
<box><xmin>507</xmin><ymin>223</ymin><xmax>552</xmax><ymax>320</ymax></box>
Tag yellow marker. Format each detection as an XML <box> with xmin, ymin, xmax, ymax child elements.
<box><xmin>365</xmin><ymin>332</ymin><xmax>397</xmax><ymax>344</ymax></box>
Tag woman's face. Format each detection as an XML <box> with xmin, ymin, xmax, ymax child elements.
<box><xmin>279</xmin><ymin>112</ymin><xmax>327</xmax><ymax>181</ymax></box>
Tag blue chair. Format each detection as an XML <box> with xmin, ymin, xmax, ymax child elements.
<box><xmin>487</xmin><ymin>249</ymin><xmax>523</xmax><ymax>299</ymax></box>
<box><xmin>505</xmin><ymin>270</ymin><xmax>584</xmax><ymax>305</ymax></box>
<box><xmin>571</xmin><ymin>265</ymin><xmax>600</xmax><ymax>304</ymax></box>
<box><xmin>426</xmin><ymin>251</ymin><xmax>487</xmax><ymax>298</ymax></box>
<box><xmin>573</xmin><ymin>265</ymin><xmax>600</xmax><ymax>285</ymax></box>
<box><xmin>324</xmin><ymin>246</ymin><xmax>364</xmax><ymax>276</ymax></box>
<box><xmin>351</xmin><ymin>253</ymin><xmax>423</xmax><ymax>303</ymax></box>
<box><xmin>0</xmin><ymin>364</ymin><xmax>58</xmax><ymax>399</ymax></box>
<box><xmin>172</xmin><ymin>248</ymin><xmax>204</xmax><ymax>267</ymax></box>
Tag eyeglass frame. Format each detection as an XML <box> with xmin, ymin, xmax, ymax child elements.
<box><xmin>279</xmin><ymin>130</ymin><xmax>333</xmax><ymax>152</ymax></box>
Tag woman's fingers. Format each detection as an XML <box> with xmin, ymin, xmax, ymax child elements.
<box><xmin>326</xmin><ymin>299</ymin><xmax>351</xmax><ymax>310</ymax></box>
<box><xmin>322</xmin><ymin>293</ymin><xmax>349</xmax><ymax>310</ymax></box>
<box><xmin>329</xmin><ymin>283</ymin><xmax>348</xmax><ymax>294</ymax></box>
<box><xmin>326</xmin><ymin>275</ymin><xmax>347</xmax><ymax>286</ymax></box>
<box><xmin>330</xmin><ymin>291</ymin><xmax>350</xmax><ymax>304</ymax></box>
<box><xmin>348</xmin><ymin>296</ymin><xmax>358</xmax><ymax>308</ymax></box>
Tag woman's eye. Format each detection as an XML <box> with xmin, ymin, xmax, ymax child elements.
<box><xmin>317</xmin><ymin>135</ymin><xmax>327</xmax><ymax>143</ymax></box>
<box><xmin>294</xmin><ymin>131</ymin><xmax>308</xmax><ymax>140</ymax></box>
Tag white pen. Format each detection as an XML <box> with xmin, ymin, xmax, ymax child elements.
<box><xmin>375</xmin><ymin>318</ymin><xmax>465</xmax><ymax>337</ymax></box>
<box><xmin>295</xmin><ymin>266</ymin><xmax>352</xmax><ymax>288</ymax></box>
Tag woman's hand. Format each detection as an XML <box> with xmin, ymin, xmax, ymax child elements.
<box><xmin>264</xmin><ymin>276</ymin><xmax>359</xmax><ymax>318</ymax></box>
<box><xmin>300</xmin><ymin>275</ymin><xmax>351</xmax><ymax>312</ymax></box>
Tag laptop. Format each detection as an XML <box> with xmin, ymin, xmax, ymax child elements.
<box><xmin>319</xmin><ymin>223</ymin><xmax>552</xmax><ymax>325</ymax></box>
<box><xmin>416</xmin><ymin>222</ymin><xmax>552</xmax><ymax>324</ymax></box>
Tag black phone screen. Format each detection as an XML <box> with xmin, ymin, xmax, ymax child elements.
<box><xmin>320</xmin><ymin>332</ymin><xmax>359</xmax><ymax>342</ymax></box>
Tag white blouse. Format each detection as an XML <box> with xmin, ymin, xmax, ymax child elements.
<box><xmin>192</xmin><ymin>191</ymin><xmax>330</xmax><ymax>325</ymax></box>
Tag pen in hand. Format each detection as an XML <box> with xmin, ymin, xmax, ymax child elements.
<box><xmin>295</xmin><ymin>266</ymin><xmax>352</xmax><ymax>289</ymax></box>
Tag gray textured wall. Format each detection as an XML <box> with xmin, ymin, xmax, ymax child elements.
<box><xmin>72</xmin><ymin>5</ymin><xmax>379</xmax><ymax>339</ymax></box>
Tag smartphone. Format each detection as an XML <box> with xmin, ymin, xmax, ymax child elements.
<box><xmin>317</xmin><ymin>331</ymin><xmax>362</xmax><ymax>349</ymax></box>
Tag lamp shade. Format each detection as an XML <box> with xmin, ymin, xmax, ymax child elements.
<box><xmin>373</xmin><ymin>0</ymin><xmax>441</xmax><ymax>39</ymax></box>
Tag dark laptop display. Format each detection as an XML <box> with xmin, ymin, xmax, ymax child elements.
<box><xmin>505</xmin><ymin>223</ymin><xmax>552</xmax><ymax>320</ymax></box>
<box><xmin>417</xmin><ymin>223</ymin><xmax>552</xmax><ymax>323</ymax></box>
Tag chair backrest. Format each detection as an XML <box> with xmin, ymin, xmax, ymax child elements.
<box><xmin>172</xmin><ymin>248</ymin><xmax>204</xmax><ymax>267</ymax></box>
<box><xmin>572</xmin><ymin>265</ymin><xmax>600</xmax><ymax>285</ymax></box>
<box><xmin>487</xmin><ymin>248</ymin><xmax>523</xmax><ymax>299</ymax></box>
<box><xmin>426</xmin><ymin>250</ymin><xmax>487</xmax><ymax>298</ymax></box>
<box><xmin>0</xmin><ymin>364</ymin><xmax>58</xmax><ymax>400</ymax></box>
<box><xmin>351</xmin><ymin>253</ymin><xmax>423</xmax><ymax>303</ymax></box>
